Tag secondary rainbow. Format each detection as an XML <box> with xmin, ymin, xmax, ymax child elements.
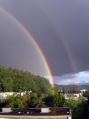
<box><xmin>0</xmin><ymin>7</ymin><xmax>55</xmax><ymax>87</ymax></box>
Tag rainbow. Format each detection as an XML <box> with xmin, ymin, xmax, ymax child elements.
<box><xmin>35</xmin><ymin>3</ymin><xmax>76</xmax><ymax>74</ymax></box>
<box><xmin>0</xmin><ymin>7</ymin><xmax>55</xmax><ymax>87</ymax></box>
<box><xmin>36</xmin><ymin>5</ymin><xmax>78</xmax><ymax>84</ymax></box>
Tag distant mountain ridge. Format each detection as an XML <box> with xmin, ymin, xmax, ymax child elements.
<box><xmin>55</xmin><ymin>84</ymin><xmax>89</xmax><ymax>91</ymax></box>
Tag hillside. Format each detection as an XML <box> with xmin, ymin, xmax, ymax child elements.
<box><xmin>0</xmin><ymin>65</ymin><xmax>51</xmax><ymax>93</ymax></box>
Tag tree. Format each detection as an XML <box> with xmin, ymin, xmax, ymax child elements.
<box><xmin>44</xmin><ymin>95</ymin><xmax>54</xmax><ymax>107</ymax></box>
<box><xmin>29</xmin><ymin>93</ymin><xmax>38</xmax><ymax>108</ymax></box>
<box><xmin>0</xmin><ymin>65</ymin><xmax>52</xmax><ymax>92</ymax></box>
<box><xmin>14</xmin><ymin>98</ymin><xmax>25</xmax><ymax>108</ymax></box>
<box><xmin>63</xmin><ymin>98</ymin><xmax>87</xmax><ymax>119</ymax></box>
<box><xmin>5</xmin><ymin>95</ymin><xmax>25</xmax><ymax>108</ymax></box>
<box><xmin>53</xmin><ymin>93</ymin><xmax>65</xmax><ymax>107</ymax></box>
<box><xmin>83</xmin><ymin>90</ymin><xmax>89</xmax><ymax>97</ymax></box>
<box><xmin>2</xmin><ymin>78</ymin><xmax>13</xmax><ymax>92</ymax></box>
<box><xmin>29</xmin><ymin>93</ymin><xmax>45</xmax><ymax>108</ymax></box>
<box><xmin>5</xmin><ymin>95</ymin><xmax>16</xmax><ymax>107</ymax></box>
<box><xmin>20</xmin><ymin>94</ymin><xmax>30</xmax><ymax>107</ymax></box>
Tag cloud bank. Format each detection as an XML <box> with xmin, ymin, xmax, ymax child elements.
<box><xmin>45</xmin><ymin>71</ymin><xmax>89</xmax><ymax>85</ymax></box>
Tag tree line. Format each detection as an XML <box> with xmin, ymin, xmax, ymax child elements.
<box><xmin>0</xmin><ymin>65</ymin><xmax>51</xmax><ymax>93</ymax></box>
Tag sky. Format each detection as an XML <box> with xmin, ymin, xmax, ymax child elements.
<box><xmin>0</xmin><ymin>0</ymin><xmax>89</xmax><ymax>85</ymax></box>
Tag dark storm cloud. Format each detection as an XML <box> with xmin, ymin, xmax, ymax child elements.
<box><xmin>0</xmin><ymin>0</ymin><xmax>89</xmax><ymax>76</ymax></box>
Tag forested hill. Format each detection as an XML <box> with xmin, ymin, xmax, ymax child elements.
<box><xmin>0</xmin><ymin>65</ymin><xmax>51</xmax><ymax>93</ymax></box>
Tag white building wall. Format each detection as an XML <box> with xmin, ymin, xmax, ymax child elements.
<box><xmin>0</xmin><ymin>92</ymin><xmax>27</xmax><ymax>99</ymax></box>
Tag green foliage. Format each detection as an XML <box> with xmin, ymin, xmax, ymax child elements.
<box><xmin>64</xmin><ymin>98</ymin><xmax>88</xmax><ymax>119</ymax></box>
<box><xmin>44</xmin><ymin>95</ymin><xmax>54</xmax><ymax>107</ymax></box>
<box><xmin>44</xmin><ymin>91</ymin><xmax>65</xmax><ymax>107</ymax></box>
<box><xmin>53</xmin><ymin>93</ymin><xmax>65</xmax><ymax>107</ymax></box>
<box><xmin>14</xmin><ymin>98</ymin><xmax>25</xmax><ymax>108</ymax></box>
<box><xmin>62</xmin><ymin>88</ymin><xmax>70</xmax><ymax>94</ymax></box>
<box><xmin>5</xmin><ymin>95</ymin><xmax>25</xmax><ymax>108</ymax></box>
<box><xmin>20</xmin><ymin>94</ymin><xmax>30</xmax><ymax>107</ymax></box>
<box><xmin>0</xmin><ymin>65</ymin><xmax>51</xmax><ymax>93</ymax></box>
<box><xmin>83</xmin><ymin>90</ymin><xmax>89</xmax><ymax>97</ymax></box>
<box><xmin>29</xmin><ymin>93</ymin><xmax>45</xmax><ymax>108</ymax></box>
<box><xmin>47</xmin><ymin>88</ymin><xmax>55</xmax><ymax>96</ymax></box>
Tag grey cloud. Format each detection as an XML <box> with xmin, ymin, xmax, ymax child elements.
<box><xmin>0</xmin><ymin>0</ymin><xmax>89</xmax><ymax>76</ymax></box>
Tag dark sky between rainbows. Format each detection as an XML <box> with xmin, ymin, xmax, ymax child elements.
<box><xmin>0</xmin><ymin>0</ymin><xmax>89</xmax><ymax>85</ymax></box>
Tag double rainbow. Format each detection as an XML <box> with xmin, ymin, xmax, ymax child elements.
<box><xmin>0</xmin><ymin>7</ymin><xmax>55</xmax><ymax>87</ymax></box>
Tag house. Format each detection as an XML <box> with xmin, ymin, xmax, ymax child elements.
<box><xmin>73</xmin><ymin>93</ymin><xmax>82</xmax><ymax>98</ymax></box>
<box><xmin>0</xmin><ymin>91</ymin><xmax>32</xmax><ymax>100</ymax></box>
<box><xmin>64</xmin><ymin>94</ymin><xmax>74</xmax><ymax>99</ymax></box>
<box><xmin>0</xmin><ymin>92</ymin><xmax>14</xmax><ymax>100</ymax></box>
<box><xmin>80</xmin><ymin>89</ymin><xmax>87</xmax><ymax>93</ymax></box>
<box><xmin>64</xmin><ymin>93</ymin><xmax>83</xmax><ymax>100</ymax></box>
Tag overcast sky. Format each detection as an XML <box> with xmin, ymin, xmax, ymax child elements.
<box><xmin>0</xmin><ymin>0</ymin><xmax>89</xmax><ymax>84</ymax></box>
